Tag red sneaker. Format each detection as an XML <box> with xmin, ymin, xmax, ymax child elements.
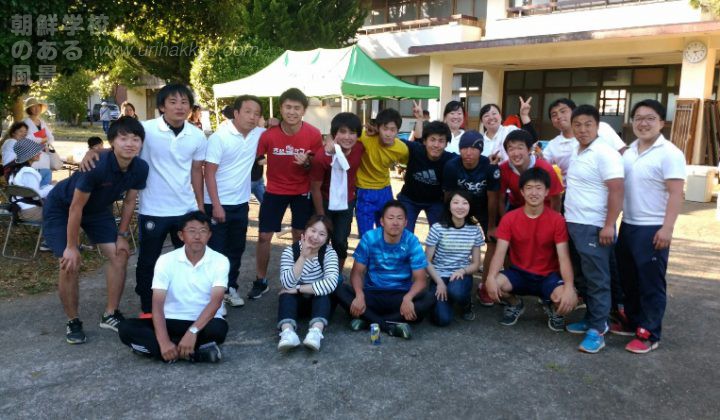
<box><xmin>625</xmin><ymin>327</ymin><xmax>659</xmax><ymax>354</ymax></box>
<box><xmin>476</xmin><ymin>283</ymin><xmax>495</xmax><ymax>307</ymax></box>
<box><xmin>138</xmin><ymin>312</ymin><xmax>153</xmax><ymax>320</ymax></box>
<box><xmin>609</xmin><ymin>308</ymin><xmax>634</xmax><ymax>336</ymax></box>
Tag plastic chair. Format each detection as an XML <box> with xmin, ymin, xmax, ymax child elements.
<box><xmin>2</xmin><ymin>185</ymin><xmax>44</xmax><ymax>261</ymax></box>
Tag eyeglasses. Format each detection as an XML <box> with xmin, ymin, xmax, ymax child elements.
<box><xmin>183</xmin><ymin>228</ymin><xmax>210</xmax><ymax>236</ymax></box>
<box><xmin>632</xmin><ymin>115</ymin><xmax>659</xmax><ymax>124</ymax></box>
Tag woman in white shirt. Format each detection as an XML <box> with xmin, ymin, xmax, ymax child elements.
<box><xmin>1</xmin><ymin>121</ymin><xmax>29</xmax><ymax>170</ymax></box>
<box><xmin>479</xmin><ymin>97</ymin><xmax>536</xmax><ymax>163</ymax></box>
<box><xmin>443</xmin><ymin>101</ymin><xmax>465</xmax><ymax>154</ymax></box>
<box><xmin>22</xmin><ymin>97</ymin><xmax>55</xmax><ymax>186</ymax></box>
<box><xmin>7</xmin><ymin>138</ymin><xmax>54</xmax><ymax>222</ymax></box>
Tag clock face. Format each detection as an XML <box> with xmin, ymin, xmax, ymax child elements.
<box><xmin>684</xmin><ymin>41</ymin><xmax>708</xmax><ymax>64</ymax></box>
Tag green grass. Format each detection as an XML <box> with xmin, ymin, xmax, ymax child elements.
<box><xmin>52</xmin><ymin>123</ymin><xmax>105</xmax><ymax>143</ymax></box>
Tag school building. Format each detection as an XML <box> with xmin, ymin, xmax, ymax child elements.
<box><xmin>356</xmin><ymin>0</ymin><xmax>720</xmax><ymax>164</ymax></box>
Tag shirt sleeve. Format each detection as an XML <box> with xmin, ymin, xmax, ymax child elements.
<box><xmin>499</xmin><ymin>164</ymin><xmax>511</xmax><ymax>192</ymax></box>
<box><xmin>598</xmin><ymin>148</ymin><xmax>624</xmax><ymax>181</ymax></box>
<box><xmin>442</xmin><ymin>161</ymin><xmax>457</xmax><ymax>192</ymax></box>
<box><xmin>204</xmin><ymin>133</ymin><xmax>223</xmax><ymax>165</ymax></box>
<box><xmin>309</xmin><ymin>152</ymin><xmax>329</xmax><ymax>183</ymax></box>
<box><xmin>74</xmin><ymin>166</ymin><xmax>99</xmax><ymax>194</ymax></box>
<box><xmin>662</xmin><ymin>148</ymin><xmax>687</xmax><ymax>180</ymax></box>
<box><xmin>473</xmin><ymin>225</ymin><xmax>486</xmax><ymax>247</ymax></box>
<box><xmin>598</xmin><ymin>122</ymin><xmax>625</xmax><ymax>151</ymax></box>
<box><xmin>543</xmin><ymin>142</ymin><xmax>556</xmax><ymax>164</ymax></box>
<box><xmin>353</xmin><ymin>234</ymin><xmax>370</xmax><ymax>266</ymax></box>
<box><xmin>408</xmin><ymin>234</ymin><xmax>428</xmax><ymax>271</ymax></box>
<box><xmin>131</xmin><ymin>160</ymin><xmax>149</xmax><ymax>191</ymax></box>
<box><xmin>553</xmin><ymin>213</ymin><xmax>569</xmax><ymax>244</ymax></box>
<box><xmin>495</xmin><ymin>213</ymin><xmax>513</xmax><ymax>242</ymax></box>
<box><xmin>192</xmin><ymin>135</ymin><xmax>208</xmax><ymax>161</ymax></box>
<box><xmin>487</xmin><ymin>164</ymin><xmax>501</xmax><ymax>192</ymax></box>
<box><xmin>279</xmin><ymin>246</ymin><xmax>298</xmax><ymax>289</ymax></box>
<box><xmin>397</xmin><ymin>141</ymin><xmax>410</xmax><ymax>165</ymax></box>
<box><xmin>543</xmin><ymin>162</ymin><xmax>564</xmax><ymax>196</ymax></box>
<box><xmin>312</xmin><ymin>247</ymin><xmax>340</xmax><ymax>296</ymax></box>
<box><xmin>152</xmin><ymin>254</ymin><xmax>171</xmax><ymax>290</ymax></box>
<box><xmin>425</xmin><ymin>223</ymin><xmax>441</xmax><ymax>246</ymax></box>
<box><xmin>17</xmin><ymin>170</ymin><xmax>42</xmax><ymax>195</ymax></box>
<box><xmin>257</xmin><ymin>131</ymin><xmax>269</xmax><ymax>157</ymax></box>
<box><xmin>212</xmin><ymin>255</ymin><xmax>230</xmax><ymax>288</ymax></box>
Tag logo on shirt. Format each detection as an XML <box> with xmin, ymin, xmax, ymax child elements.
<box><xmin>413</xmin><ymin>170</ymin><xmax>438</xmax><ymax>185</ymax></box>
<box><xmin>457</xmin><ymin>179</ymin><xmax>487</xmax><ymax>195</ymax></box>
<box><xmin>145</xmin><ymin>221</ymin><xmax>155</xmax><ymax>231</ymax></box>
<box><xmin>493</xmin><ymin>169</ymin><xmax>500</xmax><ymax>179</ymax></box>
<box><xmin>272</xmin><ymin>145</ymin><xmax>308</xmax><ymax>156</ymax></box>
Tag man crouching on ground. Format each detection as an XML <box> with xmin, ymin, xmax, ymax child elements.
<box><xmin>118</xmin><ymin>211</ymin><xmax>229</xmax><ymax>363</ymax></box>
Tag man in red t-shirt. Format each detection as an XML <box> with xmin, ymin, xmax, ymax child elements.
<box><xmin>499</xmin><ymin>129</ymin><xmax>563</xmax><ymax>217</ymax></box>
<box><xmin>252</xmin><ymin>88</ymin><xmax>323</xmax><ymax>300</ymax></box>
<box><xmin>309</xmin><ymin>112</ymin><xmax>365</xmax><ymax>269</ymax></box>
<box><xmin>486</xmin><ymin>167</ymin><xmax>577</xmax><ymax>332</ymax></box>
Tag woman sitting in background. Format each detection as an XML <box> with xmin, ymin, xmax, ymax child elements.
<box><xmin>1</xmin><ymin>121</ymin><xmax>29</xmax><ymax>177</ymax></box>
<box><xmin>7</xmin><ymin>138</ymin><xmax>54</xmax><ymax>221</ymax></box>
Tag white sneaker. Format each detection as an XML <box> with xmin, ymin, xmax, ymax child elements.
<box><xmin>220</xmin><ymin>303</ymin><xmax>227</xmax><ymax>317</ymax></box>
<box><xmin>224</xmin><ymin>287</ymin><xmax>245</xmax><ymax>307</ymax></box>
<box><xmin>303</xmin><ymin>327</ymin><xmax>324</xmax><ymax>351</ymax></box>
<box><xmin>278</xmin><ymin>329</ymin><xmax>300</xmax><ymax>352</ymax></box>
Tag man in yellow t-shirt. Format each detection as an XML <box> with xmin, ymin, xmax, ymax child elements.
<box><xmin>356</xmin><ymin>108</ymin><xmax>409</xmax><ymax>237</ymax></box>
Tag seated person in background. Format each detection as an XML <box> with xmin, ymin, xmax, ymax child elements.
<box><xmin>485</xmin><ymin>168</ymin><xmax>577</xmax><ymax>332</ymax></box>
<box><xmin>336</xmin><ymin>200</ymin><xmax>434</xmax><ymax>339</ymax></box>
<box><xmin>118</xmin><ymin>211</ymin><xmax>228</xmax><ymax>363</ymax></box>
<box><xmin>425</xmin><ymin>190</ymin><xmax>484</xmax><ymax>326</ymax></box>
<box><xmin>7</xmin><ymin>139</ymin><xmax>54</xmax><ymax>221</ymax></box>
<box><xmin>277</xmin><ymin>215</ymin><xmax>339</xmax><ymax>352</ymax></box>
<box><xmin>87</xmin><ymin>136</ymin><xmax>104</xmax><ymax>152</ymax></box>
<box><xmin>1</xmin><ymin>121</ymin><xmax>29</xmax><ymax>176</ymax></box>
<box><xmin>499</xmin><ymin>129</ymin><xmax>563</xmax><ymax>216</ymax></box>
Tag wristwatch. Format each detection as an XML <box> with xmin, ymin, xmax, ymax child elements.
<box><xmin>188</xmin><ymin>326</ymin><xmax>199</xmax><ymax>334</ymax></box>
<box><xmin>117</xmin><ymin>231</ymin><xmax>130</xmax><ymax>239</ymax></box>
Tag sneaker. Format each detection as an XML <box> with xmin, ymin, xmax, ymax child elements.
<box><xmin>194</xmin><ymin>342</ymin><xmax>222</xmax><ymax>363</ymax></box>
<box><xmin>387</xmin><ymin>322</ymin><xmax>412</xmax><ymax>339</ymax></box>
<box><xmin>500</xmin><ymin>298</ymin><xmax>525</xmax><ymax>326</ymax></box>
<box><xmin>462</xmin><ymin>303</ymin><xmax>475</xmax><ymax>321</ymax></box>
<box><xmin>247</xmin><ymin>279</ymin><xmax>269</xmax><ymax>300</ymax></box>
<box><xmin>579</xmin><ymin>328</ymin><xmax>606</xmax><ymax>354</ymax></box>
<box><xmin>99</xmin><ymin>310</ymin><xmax>125</xmax><ymax>332</ymax></box>
<box><xmin>303</xmin><ymin>327</ymin><xmax>324</xmax><ymax>351</ymax></box>
<box><xmin>39</xmin><ymin>242</ymin><xmax>51</xmax><ymax>252</ymax></box>
<box><xmin>574</xmin><ymin>296</ymin><xmax>586</xmax><ymax>310</ymax></box>
<box><xmin>625</xmin><ymin>328</ymin><xmax>659</xmax><ymax>354</ymax></box>
<box><xmin>349</xmin><ymin>318</ymin><xmax>367</xmax><ymax>331</ymax></box>
<box><xmin>544</xmin><ymin>304</ymin><xmax>565</xmax><ymax>332</ymax></box>
<box><xmin>224</xmin><ymin>287</ymin><xmax>245</xmax><ymax>307</ymax></box>
<box><xmin>66</xmin><ymin>318</ymin><xmax>87</xmax><ymax>344</ymax></box>
<box><xmin>277</xmin><ymin>328</ymin><xmax>301</xmax><ymax>351</ymax></box>
<box><xmin>609</xmin><ymin>321</ymin><xmax>634</xmax><ymax>336</ymax></box>
<box><xmin>220</xmin><ymin>304</ymin><xmax>227</xmax><ymax>317</ymax></box>
<box><xmin>476</xmin><ymin>283</ymin><xmax>495</xmax><ymax>307</ymax></box>
<box><xmin>566</xmin><ymin>320</ymin><xmax>589</xmax><ymax>334</ymax></box>
<box><xmin>138</xmin><ymin>312</ymin><xmax>153</xmax><ymax>320</ymax></box>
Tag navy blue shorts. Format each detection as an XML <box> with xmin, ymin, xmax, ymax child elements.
<box><xmin>258</xmin><ymin>192</ymin><xmax>312</xmax><ymax>233</ymax></box>
<box><xmin>501</xmin><ymin>266</ymin><xmax>564</xmax><ymax>302</ymax></box>
<box><xmin>43</xmin><ymin>199</ymin><xmax>117</xmax><ymax>258</ymax></box>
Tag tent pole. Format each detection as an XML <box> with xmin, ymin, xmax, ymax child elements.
<box><xmin>214</xmin><ymin>97</ymin><xmax>219</xmax><ymax>128</ymax></box>
<box><xmin>269</xmin><ymin>97</ymin><xmax>274</xmax><ymax>119</ymax></box>
<box><xmin>362</xmin><ymin>100</ymin><xmax>366</xmax><ymax>124</ymax></box>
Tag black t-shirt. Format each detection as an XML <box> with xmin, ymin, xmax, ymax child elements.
<box><xmin>400</xmin><ymin>140</ymin><xmax>455</xmax><ymax>203</ymax></box>
<box><xmin>442</xmin><ymin>156</ymin><xmax>500</xmax><ymax>223</ymax></box>
<box><xmin>251</xmin><ymin>157</ymin><xmax>263</xmax><ymax>181</ymax></box>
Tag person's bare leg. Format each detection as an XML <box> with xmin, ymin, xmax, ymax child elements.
<box><xmin>98</xmin><ymin>243</ymin><xmax>128</xmax><ymax>314</ymax></box>
<box><xmin>255</xmin><ymin>232</ymin><xmax>274</xmax><ymax>279</ymax></box>
<box><xmin>58</xmin><ymin>262</ymin><xmax>80</xmax><ymax>319</ymax></box>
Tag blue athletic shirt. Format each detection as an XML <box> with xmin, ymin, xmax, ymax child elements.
<box><xmin>353</xmin><ymin>227</ymin><xmax>428</xmax><ymax>292</ymax></box>
<box><xmin>48</xmin><ymin>151</ymin><xmax>149</xmax><ymax>214</ymax></box>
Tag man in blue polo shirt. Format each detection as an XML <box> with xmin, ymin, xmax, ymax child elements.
<box><xmin>44</xmin><ymin>116</ymin><xmax>149</xmax><ymax>344</ymax></box>
<box><xmin>335</xmin><ymin>200</ymin><xmax>434</xmax><ymax>339</ymax></box>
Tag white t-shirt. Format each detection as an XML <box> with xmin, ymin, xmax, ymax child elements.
<box><xmin>139</xmin><ymin>117</ymin><xmax>207</xmax><ymax>216</ymax></box>
<box><xmin>8</xmin><ymin>166</ymin><xmax>54</xmax><ymax>210</ymax></box>
<box><xmin>482</xmin><ymin>125</ymin><xmax>515</xmax><ymax>161</ymax></box>
<box><xmin>544</xmin><ymin>122</ymin><xmax>625</xmax><ymax>183</ymax></box>
<box><xmin>445</xmin><ymin>129</ymin><xmax>464</xmax><ymax>155</ymax></box>
<box><xmin>622</xmin><ymin>135</ymin><xmax>686</xmax><ymax>225</ymax></box>
<box><xmin>22</xmin><ymin>117</ymin><xmax>54</xmax><ymax>170</ymax></box>
<box><xmin>565</xmin><ymin>139</ymin><xmax>624</xmax><ymax>227</ymax></box>
<box><xmin>204</xmin><ymin>123</ymin><xmax>265</xmax><ymax>205</ymax></box>
<box><xmin>1</xmin><ymin>139</ymin><xmax>17</xmax><ymax>166</ymax></box>
<box><xmin>152</xmin><ymin>246</ymin><xmax>229</xmax><ymax>321</ymax></box>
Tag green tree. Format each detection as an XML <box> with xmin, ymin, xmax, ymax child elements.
<box><xmin>45</xmin><ymin>70</ymin><xmax>93</xmax><ymax>125</ymax></box>
<box><xmin>689</xmin><ymin>0</ymin><xmax>720</xmax><ymax>15</ymax></box>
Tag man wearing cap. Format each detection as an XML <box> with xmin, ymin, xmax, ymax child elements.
<box><xmin>100</xmin><ymin>101</ymin><xmax>112</xmax><ymax>134</ymax></box>
<box><xmin>442</xmin><ymin>130</ymin><xmax>501</xmax><ymax>302</ymax></box>
<box><xmin>6</xmin><ymin>138</ymin><xmax>54</xmax><ymax>221</ymax></box>
<box><xmin>44</xmin><ymin>117</ymin><xmax>149</xmax><ymax>344</ymax></box>
<box><xmin>22</xmin><ymin>97</ymin><xmax>54</xmax><ymax>186</ymax></box>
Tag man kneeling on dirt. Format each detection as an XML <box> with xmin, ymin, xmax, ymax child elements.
<box><xmin>118</xmin><ymin>211</ymin><xmax>229</xmax><ymax>363</ymax></box>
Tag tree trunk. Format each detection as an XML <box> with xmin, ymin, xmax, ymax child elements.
<box><xmin>12</xmin><ymin>96</ymin><xmax>24</xmax><ymax>123</ymax></box>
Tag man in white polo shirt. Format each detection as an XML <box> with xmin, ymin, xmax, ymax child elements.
<box><xmin>204</xmin><ymin>95</ymin><xmax>265</xmax><ymax>309</ymax></box>
<box><xmin>564</xmin><ymin>105</ymin><xmax>624</xmax><ymax>354</ymax></box>
<box><xmin>118</xmin><ymin>211</ymin><xmax>228</xmax><ymax>363</ymax></box>
<box><xmin>615</xmin><ymin>100</ymin><xmax>685</xmax><ymax>354</ymax></box>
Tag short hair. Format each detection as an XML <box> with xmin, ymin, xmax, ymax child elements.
<box><xmin>441</xmin><ymin>190</ymin><xmax>477</xmax><ymax>227</ymax></box>
<box><xmin>4</xmin><ymin>121</ymin><xmax>28</xmax><ymax>140</ymax></box>
<box><xmin>422</xmin><ymin>121</ymin><xmax>451</xmax><ymax>143</ymax></box>
<box><xmin>330</xmin><ymin>112</ymin><xmax>362</xmax><ymax>138</ymax></box>
<box><xmin>233</xmin><ymin>95</ymin><xmax>263</xmax><ymax>114</ymax></box>
<box><xmin>381</xmin><ymin>199</ymin><xmax>407</xmax><ymax>218</ymax></box>
<box><xmin>443</xmin><ymin>101</ymin><xmax>464</xmax><ymax>117</ymax></box>
<box><xmin>279</xmin><ymin>88</ymin><xmax>308</xmax><ymax>109</ymax></box>
<box><xmin>503</xmin><ymin>129</ymin><xmax>534</xmax><ymax>151</ymax></box>
<box><xmin>305</xmin><ymin>214</ymin><xmax>334</xmax><ymax>240</ymax></box>
<box><xmin>108</xmin><ymin>116</ymin><xmax>145</xmax><ymax>142</ymax></box>
<box><xmin>571</xmin><ymin>104</ymin><xmax>600</xmax><ymax>124</ymax></box>
<box><xmin>376</xmin><ymin>108</ymin><xmax>402</xmax><ymax>129</ymax></box>
<box><xmin>156</xmin><ymin>83</ymin><xmax>195</xmax><ymax>111</ymax></box>
<box><xmin>547</xmin><ymin>98</ymin><xmax>576</xmax><ymax>118</ymax></box>
<box><xmin>422</xmin><ymin>110</ymin><xmax>430</xmax><ymax>117</ymax></box>
<box><xmin>519</xmin><ymin>167</ymin><xmax>551</xmax><ymax>190</ymax></box>
<box><xmin>221</xmin><ymin>105</ymin><xmax>234</xmax><ymax>120</ymax></box>
<box><xmin>180</xmin><ymin>210</ymin><xmax>211</xmax><ymax>230</ymax></box>
<box><xmin>631</xmin><ymin>99</ymin><xmax>666</xmax><ymax>121</ymax></box>
<box><xmin>479</xmin><ymin>104</ymin><xmax>502</xmax><ymax>120</ymax></box>
<box><xmin>87</xmin><ymin>136</ymin><xmax>103</xmax><ymax>148</ymax></box>
<box><xmin>121</xmin><ymin>101</ymin><xmax>135</xmax><ymax>112</ymax></box>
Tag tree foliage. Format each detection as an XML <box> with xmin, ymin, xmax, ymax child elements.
<box><xmin>689</xmin><ymin>0</ymin><xmax>720</xmax><ymax>16</ymax></box>
<box><xmin>45</xmin><ymin>70</ymin><xmax>93</xmax><ymax>124</ymax></box>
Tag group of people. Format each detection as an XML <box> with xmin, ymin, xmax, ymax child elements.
<box><xmin>0</xmin><ymin>82</ymin><xmax>684</xmax><ymax>363</ymax></box>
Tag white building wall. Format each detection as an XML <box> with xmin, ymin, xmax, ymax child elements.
<box><xmin>358</xmin><ymin>24</ymin><xmax>482</xmax><ymax>60</ymax></box>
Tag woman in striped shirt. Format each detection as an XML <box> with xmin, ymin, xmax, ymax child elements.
<box><xmin>425</xmin><ymin>190</ymin><xmax>485</xmax><ymax>326</ymax></box>
<box><xmin>277</xmin><ymin>215</ymin><xmax>339</xmax><ymax>352</ymax></box>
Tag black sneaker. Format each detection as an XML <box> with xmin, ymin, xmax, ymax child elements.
<box><xmin>99</xmin><ymin>310</ymin><xmax>125</xmax><ymax>332</ymax></box>
<box><xmin>462</xmin><ymin>303</ymin><xmax>475</xmax><ymax>321</ymax></box>
<box><xmin>387</xmin><ymin>322</ymin><xmax>412</xmax><ymax>339</ymax></box>
<box><xmin>66</xmin><ymin>318</ymin><xmax>87</xmax><ymax>344</ymax></box>
<box><xmin>500</xmin><ymin>298</ymin><xmax>525</xmax><ymax>326</ymax></box>
<box><xmin>193</xmin><ymin>342</ymin><xmax>222</xmax><ymax>363</ymax></box>
<box><xmin>544</xmin><ymin>303</ymin><xmax>565</xmax><ymax>332</ymax></box>
<box><xmin>247</xmin><ymin>279</ymin><xmax>269</xmax><ymax>300</ymax></box>
<box><xmin>39</xmin><ymin>242</ymin><xmax>51</xmax><ymax>252</ymax></box>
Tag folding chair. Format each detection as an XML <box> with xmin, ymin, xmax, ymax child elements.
<box><xmin>2</xmin><ymin>185</ymin><xmax>44</xmax><ymax>261</ymax></box>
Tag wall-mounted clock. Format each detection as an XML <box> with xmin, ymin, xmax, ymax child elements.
<box><xmin>684</xmin><ymin>41</ymin><xmax>708</xmax><ymax>64</ymax></box>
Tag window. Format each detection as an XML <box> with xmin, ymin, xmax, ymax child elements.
<box><xmin>599</xmin><ymin>89</ymin><xmax>626</xmax><ymax>116</ymax></box>
<box><xmin>362</xmin><ymin>0</ymin><xmax>488</xmax><ymax>24</ymax></box>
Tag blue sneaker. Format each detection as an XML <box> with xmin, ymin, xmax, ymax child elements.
<box><xmin>579</xmin><ymin>328</ymin><xmax>606</xmax><ymax>354</ymax></box>
<box><xmin>566</xmin><ymin>320</ymin><xmax>589</xmax><ymax>334</ymax></box>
